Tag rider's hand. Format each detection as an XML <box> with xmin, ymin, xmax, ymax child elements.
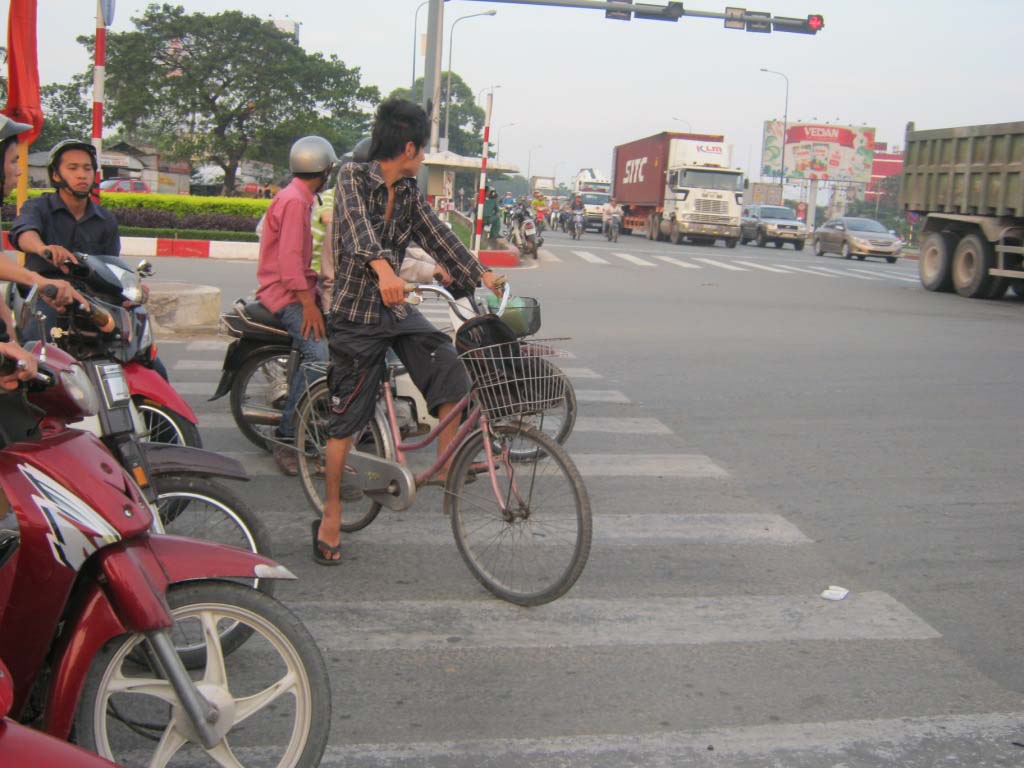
<box><xmin>433</xmin><ymin>262</ymin><xmax>453</xmax><ymax>286</ymax></box>
<box><xmin>301</xmin><ymin>302</ymin><xmax>326</xmax><ymax>343</ymax></box>
<box><xmin>0</xmin><ymin>342</ymin><xmax>37</xmax><ymax>390</ymax></box>
<box><xmin>481</xmin><ymin>271</ymin><xmax>504</xmax><ymax>297</ymax></box>
<box><xmin>42</xmin><ymin>246</ymin><xmax>79</xmax><ymax>273</ymax></box>
<box><xmin>377</xmin><ymin>269</ymin><xmax>407</xmax><ymax>307</ymax></box>
<box><xmin>39</xmin><ymin>277</ymin><xmax>88</xmax><ymax>311</ymax></box>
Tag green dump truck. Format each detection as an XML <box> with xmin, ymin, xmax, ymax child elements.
<box><xmin>900</xmin><ymin>120</ymin><xmax>1024</xmax><ymax>298</ymax></box>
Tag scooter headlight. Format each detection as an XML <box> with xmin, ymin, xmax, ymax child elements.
<box><xmin>60</xmin><ymin>364</ymin><xmax>101</xmax><ymax>416</ymax></box>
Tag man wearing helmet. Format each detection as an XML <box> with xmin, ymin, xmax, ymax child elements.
<box><xmin>313</xmin><ymin>97</ymin><xmax>503</xmax><ymax>564</ymax></box>
<box><xmin>10</xmin><ymin>139</ymin><xmax>120</xmax><ymax>277</ymax></box>
<box><xmin>256</xmin><ymin>135</ymin><xmax>337</xmax><ymax>475</ymax></box>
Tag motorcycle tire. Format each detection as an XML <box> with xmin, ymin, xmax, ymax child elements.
<box><xmin>76</xmin><ymin>581</ymin><xmax>331</xmax><ymax>768</ymax></box>
<box><xmin>133</xmin><ymin>396</ymin><xmax>202</xmax><ymax>448</ymax></box>
<box><xmin>230</xmin><ymin>348</ymin><xmax>293</xmax><ymax>452</ymax></box>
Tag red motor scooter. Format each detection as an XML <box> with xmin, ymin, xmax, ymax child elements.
<box><xmin>0</xmin><ymin>338</ymin><xmax>331</xmax><ymax>766</ymax></box>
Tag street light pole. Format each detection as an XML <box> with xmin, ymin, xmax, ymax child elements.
<box><xmin>444</xmin><ymin>10</ymin><xmax>497</xmax><ymax>145</ymax></box>
<box><xmin>760</xmin><ymin>68</ymin><xmax>789</xmax><ymax>195</ymax></box>
<box><xmin>495</xmin><ymin>122</ymin><xmax>516</xmax><ymax>162</ymax></box>
<box><xmin>411</xmin><ymin>0</ymin><xmax>429</xmax><ymax>98</ymax></box>
<box><xmin>672</xmin><ymin>117</ymin><xmax>692</xmax><ymax>132</ymax></box>
<box><xmin>527</xmin><ymin>144</ymin><xmax>542</xmax><ymax>183</ymax></box>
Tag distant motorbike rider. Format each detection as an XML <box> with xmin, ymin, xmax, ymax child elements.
<box><xmin>601</xmin><ymin>197</ymin><xmax>623</xmax><ymax>235</ymax></box>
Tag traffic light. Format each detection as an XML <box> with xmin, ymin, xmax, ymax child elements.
<box><xmin>635</xmin><ymin>2</ymin><xmax>684</xmax><ymax>21</ymax></box>
<box><xmin>772</xmin><ymin>14</ymin><xmax>825</xmax><ymax>34</ymax></box>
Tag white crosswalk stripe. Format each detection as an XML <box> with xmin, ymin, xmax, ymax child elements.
<box><xmin>185</xmin><ymin>340</ymin><xmax>229</xmax><ymax>352</ymax></box>
<box><xmin>538</xmin><ymin>249</ymin><xmax>562</xmax><ymax>262</ymax></box>
<box><xmin>575</xmin><ymin>389</ymin><xmax>630</xmax><ymax>403</ymax></box>
<box><xmin>772</xmin><ymin>263</ymin><xmax>838</xmax><ymax>277</ymax></box>
<box><xmin>173</xmin><ymin>359</ymin><xmax>223</xmax><ymax>371</ymax></box>
<box><xmin>805</xmin><ymin>265</ymin><xmax>878</xmax><ymax>279</ymax></box>
<box><xmin>691</xmin><ymin>257</ymin><xmax>748</xmax><ymax>271</ymax></box>
<box><xmin>653</xmin><ymin>255</ymin><xmax>700</xmax><ymax>269</ymax></box>
<box><xmin>574</xmin><ymin>417</ymin><xmax>671</xmax><ymax>434</ymax></box>
<box><xmin>734</xmin><ymin>260</ymin><xmax>793</xmax><ymax>273</ymax></box>
<box><xmin>850</xmin><ymin>267</ymin><xmax>919</xmax><ymax>282</ymax></box>
<box><xmin>572</xmin><ymin>250</ymin><xmax>610</xmax><ymax>264</ymax></box>
<box><xmin>561</xmin><ymin>367</ymin><xmax>601</xmax><ymax>379</ymax></box>
<box><xmin>611</xmin><ymin>252</ymin><xmax>656</xmax><ymax>267</ymax></box>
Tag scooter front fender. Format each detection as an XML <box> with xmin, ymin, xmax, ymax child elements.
<box><xmin>1</xmin><ymin>718</ymin><xmax>121</xmax><ymax>767</ymax></box>
<box><xmin>124</xmin><ymin>362</ymin><xmax>198</xmax><ymax>424</ymax></box>
<box><xmin>143</xmin><ymin>443</ymin><xmax>250</xmax><ymax>482</ymax></box>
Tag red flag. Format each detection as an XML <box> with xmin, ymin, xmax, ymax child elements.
<box><xmin>5</xmin><ymin>0</ymin><xmax>43</xmax><ymax>144</ymax></box>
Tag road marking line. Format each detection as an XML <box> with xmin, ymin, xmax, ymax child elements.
<box><xmin>575</xmin><ymin>389</ymin><xmax>630</xmax><ymax>403</ymax></box>
<box><xmin>298</xmin><ymin>591</ymin><xmax>940</xmax><ymax>652</ymax></box>
<box><xmin>173</xmin><ymin>360</ymin><xmax>223</xmax><ymax>371</ymax></box>
<box><xmin>572</xmin><ymin>250</ymin><xmax>609</xmax><ymax>264</ymax></box>
<box><xmin>573</xmin><ymin>453</ymin><xmax>728</xmax><ymax>478</ymax></box>
<box><xmin>312</xmin><ymin>712</ymin><xmax>1024</xmax><ymax>767</ymax></box>
<box><xmin>734</xmin><ymin>261</ymin><xmax>792</xmax><ymax>273</ymax></box>
<box><xmin>196</xmin><ymin>413</ymin><xmax>236</xmax><ymax>429</ymax></box>
<box><xmin>574</xmin><ymin>417</ymin><xmax>671</xmax><ymax>434</ymax></box>
<box><xmin>806</xmin><ymin>266</ymin><xmax>877</xmax><ymax>280</ymax></box>
<box><xmin>691</xmin><ymin>257</ymin><xmax>748</xmax><ymax>271</ymax></box>
<box><xmin>772</xmin><ymin>264</ymin><xmax>837</xmax><ymax>277</ymax></box>
<box><xmin>653</xmin><ymin>255</ymin><xmax>700</xmax><ymax>269</ymax></box>
<box><xmin>611</xmin><ymin>252</ymin><xmax>656</xmax><ymax>267</ymax></box>
<box><xmin>849</xmin><ymin>268</ymin><xmax>919</xmax><ymax>282</ymax></box>
<box><xmin>538</xmin><ymin>249</ymin><xmax>561</xmax><ymax>262</ymax></box>
<box><xmin>185</xmin><ymin>340</ymin><xmax>229</xmax><ymax>352</ymax></box>
<box><xmin>176</xmin><ymin>382</ymin><xmax>217</xmax><ymax>395</ymax></box>
<box><xmin>269</xmin><ymin>511</ymin><xmax>810</xmax><ymax>546</ymax></box>
<box><xmin>561</xmin><ymin>367</ymin><xmax>601</xmax><ymax>379</ymax></box>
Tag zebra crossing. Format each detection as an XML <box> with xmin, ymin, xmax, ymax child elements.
<box><xmin>541</xmin><ymin>247</ymin><xmax>921</xmax><ymax>283</ymax></box>
<box><xmin>154</xmin><ymin>336</ymin><xmax>1010</xmax><ymax>766</ymax></box>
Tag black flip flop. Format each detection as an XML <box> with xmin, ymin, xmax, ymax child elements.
<box><xmin>311</xmin><ymin>520</ymin><xmax>342</xmax><ymax>566</ymax></box>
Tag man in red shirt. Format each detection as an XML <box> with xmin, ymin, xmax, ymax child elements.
<box><xmin>256</xmin><ymin>135</ymin><xmax>337</xmax><ymax>474</ymax></box>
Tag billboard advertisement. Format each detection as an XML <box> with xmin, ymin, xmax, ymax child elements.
<box><xmin>761</xmin><ymin>121</ymin><xmax>875</xmax><ymax>183</ymax></box>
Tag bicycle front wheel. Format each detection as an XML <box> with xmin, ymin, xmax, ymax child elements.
<box><xmin>445</xmin><ymin>423</ymin><xmax>591</xmax><ymax>606</ymax></box>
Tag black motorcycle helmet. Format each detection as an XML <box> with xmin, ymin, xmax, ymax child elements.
<box><xmin>47</xmin><ymin>138</ymin><xmax>100</xmax><ymax>199</ymax></box>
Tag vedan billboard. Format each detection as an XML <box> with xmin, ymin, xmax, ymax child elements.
<box><xmin>761</xmin><ymin>121</ymin><xmax>875</xmax><ymax>183</ymax></box>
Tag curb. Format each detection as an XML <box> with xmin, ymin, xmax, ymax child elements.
<box><xmin>122</xmin><ymin>236</ymin><xmax>259</xmax><ymax>260</ymax></box>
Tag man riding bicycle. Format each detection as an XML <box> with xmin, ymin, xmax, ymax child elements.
<box><xmin>316</xmin><ymin>97</ymin><xmax>503</xmax><ymax>564</ymax></box>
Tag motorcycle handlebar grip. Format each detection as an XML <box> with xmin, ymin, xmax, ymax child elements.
<box><xmin>41</xmin><ymin>284</ymin><xmax>58</xmax><ymax>300</ymax></box>
<box><xmin>83</xmin><ymin>303</ymin><xmax>117</xmax><ymax>334</ymax></box>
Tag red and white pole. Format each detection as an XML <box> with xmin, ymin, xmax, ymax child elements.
<box><xmin>472</xmin><ymin>91</ymin><xmax>493</xmax><ymax>255</ymax></box>
<box><xmin>91</xmin><ymin>0</ymin><xmax>107</xmax><ymax>199</ymax></box>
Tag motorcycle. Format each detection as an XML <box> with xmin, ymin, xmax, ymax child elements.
<box><xmin>605</xmin><ymin>212</ymin><xmax>622</xmax><ymax>242</ymax></box>
<box><xmin>9</xmin><ymin>251</ymin><xmax>201</xmax><ymax>447</ymax></box>
<box><xmin>0</xmin><ymin>338</ymin><xmax>331</xmax><ymax>767</ymax></box>
<box><xmin>506</xmin><ymin>204</ymin><xmax>542</xmax><ymax>259</ymax></box>
<box><xmin>570</xmin><ymin>210</ymin><xmax>586</xmax><ymax>240</ymax></box>
<box><xmin>35</xmin><ymin>285</ymin><xmax>275</xmax><ymax>599</ymax></box>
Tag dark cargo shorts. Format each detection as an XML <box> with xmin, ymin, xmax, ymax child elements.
<box><xmin>326</xmin><ymin>307</ymin><xmax>472</xmax><ymax>439</ymax></box>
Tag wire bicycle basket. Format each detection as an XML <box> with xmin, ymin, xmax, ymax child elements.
<box><xmin>459</xmin><ymin>340</ymin><xmax>567</xmax><ymax>420</ymax></box>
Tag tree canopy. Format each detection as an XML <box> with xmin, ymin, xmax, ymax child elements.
<box><xmin>35</xmin><ymin>76</ymin><xmax>93</xmax><ymax>151</ymax></box>
<box><xmin>390</xmin><ymin>72</ymin><xmax>485</xmax><ymax>158</ymax></box>
<box><xmin>97</xmin><ymin>3</ymin><xmax>379</xmax><ymax>193</ymax></box>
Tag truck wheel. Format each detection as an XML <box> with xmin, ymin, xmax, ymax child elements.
<box><xmin>669</xmin><ymin>222</ymin><xmax>683</xmax><ymax>245</ymax></box>
<box><xmin>919</xmin><ymin>232</ymin><xmax>956</xmax><ymax>292</ymax></box>
<box><xmin>794</xmin><ymin>241</ymin><xmax>805</xmax><ymax>252</ymax></box>
<box><xmin>952</xmin><ymin>233</ymin><xmax>995</xmax><ymax>298</ymax></box>
<box><xmin>987</xmin><ymin>277</ymin><xmax>1009</xmax><ymax>299</ymax></box>
<box><xmin>756</xmin><ymin>230</ymin><xmax>767</xmax><ymax>247</ymax></box>
<box><xmin>725</xmin><ymin>238</ymin><xmax>738</xmax><ymax>249</ymax></box>
<box><xmin>773</xmin><ymin>241</ymin><xmax>783</xmax><ymax>248</ymax></box>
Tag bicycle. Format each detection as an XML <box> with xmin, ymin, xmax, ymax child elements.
<box><xmin>293</xmin><ymin>283</ymin><xmax>592</xmax><ymax>606</ymax></box>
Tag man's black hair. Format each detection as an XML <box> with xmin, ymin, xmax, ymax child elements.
<box><xmin>369</xmin><ymin>98</ymin><xmax>429</xmax><ymax>161</ymax></box>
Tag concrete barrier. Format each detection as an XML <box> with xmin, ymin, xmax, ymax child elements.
<box><xmin>147</xmin><ymin>281</ymin><xmax>221</xmax><ymax>332</ymax></box>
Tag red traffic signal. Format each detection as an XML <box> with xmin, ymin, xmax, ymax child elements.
<box><xmin>772</xmin><ymin>13</ymin><xmax>825</xmax><ymax>34</ymax></box>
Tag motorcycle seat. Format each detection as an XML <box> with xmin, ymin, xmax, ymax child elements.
<box><xmin>233</xmin><ymin>299</ymin><xmax>290</xmax><ymax>337</ymax></box>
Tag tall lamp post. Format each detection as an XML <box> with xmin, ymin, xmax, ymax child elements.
<box><xmin>760</xmin><ymin>68</ymin><xmax>790</xmax><ymax>194</ymax></box>
<box><xmin>410</xmin><ymin>0</ymin><xmax>429</xmax><ymax>98</ymax></box>
<box><xmin>444</xmin><ymin>10</ymin><xmax>497</xmax><ymax>145</ymax></box>
<box><xmin>496</xmin><ymin>122</ymin><xmax>516</xmax><ymax>162</ymax></box>
<box><xmin>672</xmin><ymin>117</ymin><xmax>693</xmax><ymax>132</ymax></box>
<box><xmin>526</xmin><ymin>144</ymin><xmax>542</xmax><ymax>183</ymax></box>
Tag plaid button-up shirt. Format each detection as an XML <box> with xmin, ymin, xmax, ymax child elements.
<box><xmin>330</xmin><ymin>161</ymin><xmax>487</xmax><ymax>324</ymax></box>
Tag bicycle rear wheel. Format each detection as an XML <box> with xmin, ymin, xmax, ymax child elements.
<box><xmin>295</xmin><ymin>382</ymin><xmax>388</xmax><ymax>532</ymax></box>
<box><xmin>445</xmin><ymin>423</ymin><xmax>591</xmax><ymax>606</ymax></box>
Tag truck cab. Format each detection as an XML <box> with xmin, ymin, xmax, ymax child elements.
<box><xmin>663</xmin><ymin>161</ymin><xmax>744</xmax><ymax>247</ymax></box>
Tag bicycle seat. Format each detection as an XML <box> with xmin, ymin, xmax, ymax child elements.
<box><xmin>385</xmin><ymin>348</ymin><xmax>406</xmax><ymax>377</ymax></box>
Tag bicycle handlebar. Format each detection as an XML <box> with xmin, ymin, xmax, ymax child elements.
<box><xmin>403</xmin><ymin>279</ymin><xmax>511</xmax><ymax>320</ymax></box>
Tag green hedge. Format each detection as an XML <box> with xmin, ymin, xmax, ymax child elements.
<box><xmin>6</xmin><ymin>189</ymin><xmax>270</xmax><ymax>218</ymax></box>
<box><xmin>119</xmin><ymin>227</ymin><xmax>259</xmax><ymax>242</ymax></box>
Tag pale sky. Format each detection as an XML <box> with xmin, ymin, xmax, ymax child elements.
<box><xmin>24</xmin><ymin>0</ymin><xmax>1022</xmax><ymax>187</ymax></box>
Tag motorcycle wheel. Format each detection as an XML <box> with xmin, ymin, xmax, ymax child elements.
<box><xmin>134</xmin><ymin>397</ymin><xmax>202</xmax><ymax>448</ymax></box>
<box><xmin>76</xmin><ymin>581</ymin><xmax>331</xmax><ymax>768</ymax></box>
<box><xmin>230</xmin><ymin>349</ymin><xmax>293</xmax><ymax>452</ymax></box>
<box><xmin>294</xmin><ymin>381</ymin><xmax>389</xmax><ymax>533</ymax></box>
<box><xmin>526</xmin><ymin>234</ymin><xmax>537</xmax><ymax>258</ymax></box>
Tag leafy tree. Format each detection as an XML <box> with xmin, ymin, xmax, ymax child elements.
<box><xmin>94</xmin><ymin>4</ymin><xmax>378</xmax><ymax>194</ymax></box>
<box><xmin>35</xmin><ymin>76</ymin><xmax>93</xmax><ymax>151</ymax></box>
<box><xmin>390</xmin><ymin>72</ymin><xmax>484</xmax><ymax>157</ymax></box>
<box><xmin>0</xmin><ymin>47</ymin><xmax>7</xmax><ymax>104</ymax></box>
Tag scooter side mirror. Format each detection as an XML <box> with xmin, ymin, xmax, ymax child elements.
<box><xmin>0</xmin><ymin>659</ymin><xmax>14</xmax><ymax>718</ymax></box>
<box><xmin>137</xmin><ymin>260</ymin><xmax>154</xmax><ymax>278</ymax></box>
